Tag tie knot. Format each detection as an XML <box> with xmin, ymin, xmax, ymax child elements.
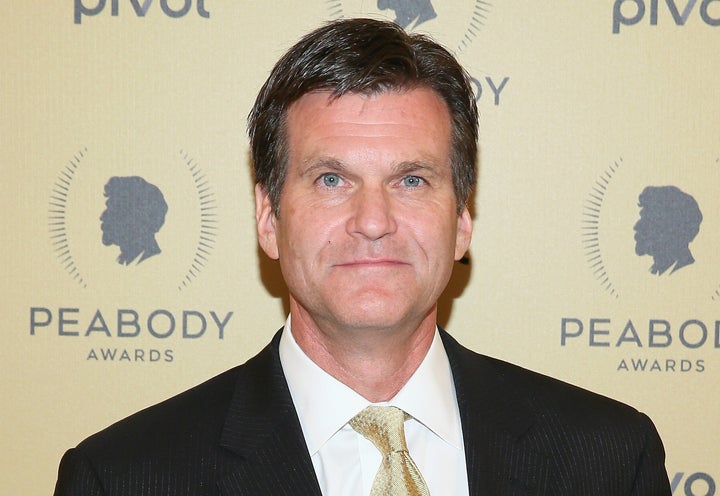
<box><xmin>349</xmin><ymin>406</ymin><xmax>430</xmax><ymax>495</ymax></box>
<box><xmin>349</xmin><ymin>406</ymin><xmax>409</xmax><ymax>455</ymax></box>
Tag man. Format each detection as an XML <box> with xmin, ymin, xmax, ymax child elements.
<box><xmin>55</xmin><ymin>18</ymin><xmax>671</xmax><ymax>495</ymax></box>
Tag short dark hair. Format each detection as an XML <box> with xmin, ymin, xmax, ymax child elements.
<box><xmin>248</xmin><ymin>17</ymin><xmax>478</xmax><ymax>214</ymax></box>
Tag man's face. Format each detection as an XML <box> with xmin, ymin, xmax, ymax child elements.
<box><xmin>256</xmin><ymin>88</ymin><xmax>472</xmax><ymax>335</ymax></box>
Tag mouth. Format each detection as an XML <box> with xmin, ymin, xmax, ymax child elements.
<box><xmin>334</xmin><ymin>259</ymin><xmax>408</xmax><ymax>268</ymax></box>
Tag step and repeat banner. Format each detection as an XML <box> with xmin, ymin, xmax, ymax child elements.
<box><xmin>2</xmin><ymin>1</ymin><xmax>718</xmax><ymax>494</ymax></box>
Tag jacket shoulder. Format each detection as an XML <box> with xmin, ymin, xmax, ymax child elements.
<box><xmin>74</xmin><ymin>333</ymin><xmax>283</xmax><ymax>459</ymax></box>
<box><xmin>441</xmin><ymin>330</ymin><xmax>670</xmax><ymax>494</ymax></box>
<box><xmin>76</xmin><ymin>364</ymin><xmax>243</xmax><ymax>459</ymax></box>
<box><xmin>441</xmin><ymin>329</ymin><xmax>644</xmax><ymax>422</ymax></box>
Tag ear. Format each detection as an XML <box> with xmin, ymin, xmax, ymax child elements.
<box><xmin>255</xmin><ymin>183</ymin><xmax>279</xmax><ymax>260</ymax></box>
<box><xmin>454</xmin><ymin>206</ymin><xmax>473</xmax><ymax>261</ymax></box>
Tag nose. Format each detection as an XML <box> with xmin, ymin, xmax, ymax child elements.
<box><xmin>347</xmin><ymin>185</ymin><xmax>397</xmax><ymax>241</ymax></box>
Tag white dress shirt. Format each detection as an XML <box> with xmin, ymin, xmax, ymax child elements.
<box><xmin>279</xmin><ymin>316</ymin><xmax>470</xmax><ymax>496</ymax></box>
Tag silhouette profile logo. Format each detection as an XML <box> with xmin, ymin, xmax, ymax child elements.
<box><xmin>634</xmin><ymin>185</ymin><xmax>702</xmax><ymax>275</ymax></box>
<box><xmin>100</xmin><ymin>176</ymin><xmax>168</xmax><ymax>265</ymax></box>
<box><xmin>377</xmin><ymin>0</ymin><xmax>437</xmax><ymax>29</ymax></box>
<box><xmin>329</xmin><ymin>1</ymin><xmax>490</xmax><ymax>56</ymax></box>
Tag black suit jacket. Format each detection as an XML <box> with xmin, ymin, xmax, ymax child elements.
<box><xmin>54</xmin><ymin>329</ymin><xmax>671</xmax><ymax>495</ymax></box>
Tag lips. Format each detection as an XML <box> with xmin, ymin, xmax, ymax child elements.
<box><xmin>334</xmin><ymin>258</ymin><xmax>409</xmax><ymax>268</ymax></box>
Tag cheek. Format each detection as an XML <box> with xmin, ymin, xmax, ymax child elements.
<box><xmin>279</xmin><ymin>212</ymin><xmax>342</xmax><ymax>260</ymax></box>
<box><xmin>405</xmin><ymin>221</ymin><xmax>457</xmax><ymax>264</ymax></box>
<box><xmin>410</xmin><ymin>207</ymin><xmax>458</xmax><ymax>240</ymax></box>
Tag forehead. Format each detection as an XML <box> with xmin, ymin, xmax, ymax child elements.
<box><xmin>284</xmin><ymin>88</ymin><xmax>452</xmax><ymax>165</ymax></box>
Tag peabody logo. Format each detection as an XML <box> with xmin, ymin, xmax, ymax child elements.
<box><xmin>39</xmin><ymin>147</ymin><xmax>229</xmax><ymax>364</ymax></box>
<box><xmin>74</xmin><ymin>0</ymin><xmax>210</xmax><ymax>24</ymax></box>
<box><xmin>48</xmin><ymin>147</ymin><xmax>217</xmax><ymax>290</ymax></box>
<box><xmin>580</xmin><ymin>157</ymin><xmax>717</xmax><ymax>299</ymax></box>
<box><xmin>560</xmin><ymin>156</ymin><xmax>720</xmax><ymax>373</ymax></box>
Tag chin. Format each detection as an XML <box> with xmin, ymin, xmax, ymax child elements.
<box><xmin>342</xmin><ymin>305</ymin><xmax>419</xmax><ymax>331</ymax></box>
<box><xmin>340</xmin><ymin>317</ymin><xmax>409</xmax><ymax>333</ymax></box>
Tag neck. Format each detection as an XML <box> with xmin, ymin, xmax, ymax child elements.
<box><xmin>289</xmin><ymin>303</ymin><xmax>436</xmax><ymax>403</ymax></box>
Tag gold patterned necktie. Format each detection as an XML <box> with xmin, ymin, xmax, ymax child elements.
<box><xmin>349</xmin><ymin>406</ymin><xmax>430</xmax><ymax>496</ymax></box>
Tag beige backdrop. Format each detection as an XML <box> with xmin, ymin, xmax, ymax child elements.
<box><xmin>2</xmin><ymin>1</ymin><xmax>718</xmax><ymax>494</ymax></box>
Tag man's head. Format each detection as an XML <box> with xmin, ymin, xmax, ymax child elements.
<box><xmin>248</xmin><ymin>17</ymin><xmax>478</xmax><ymax>216</ymax></box>
<box><xmin>251</xmin><ymin>17</ymin><xmax>476</xmax><ymax>351</ymax></box>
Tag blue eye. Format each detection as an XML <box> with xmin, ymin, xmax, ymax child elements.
<box><xmin>321</xmin><ymin>173</ymin><xmax>341</xmax><ymax>187</ymax></box>
<box><xmin>402</xmin><ymin>175</ymin><xmax>423</xmax><ymax>187</ymax></box>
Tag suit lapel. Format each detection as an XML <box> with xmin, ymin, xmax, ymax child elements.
<box><xmin>441</xmin><ymin>330</ymin><xmax>556</xmax><ymax>496</ymax></box>
<box><xmin>216</xmin><ymin>330</ymin><xmax>322</xmax><ymax>496</ymax></box>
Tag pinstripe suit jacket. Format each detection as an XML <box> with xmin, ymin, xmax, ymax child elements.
<box><xmin>54</xmin><ymin>329</ymin><xmax>671</xmax><ymax>495</ymax></box>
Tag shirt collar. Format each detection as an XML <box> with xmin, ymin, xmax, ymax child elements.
<box><xmin>279</xmin><ymin>315</ymin><xmax>464</xmax><ymax>455</ymax></box>
<box><xmin>391</xmin><ymin>328</ymin><xmax>463</xmax><ymax>449</ymax></box>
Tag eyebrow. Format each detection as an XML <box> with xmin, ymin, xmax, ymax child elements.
<box><xmin>299</xmin><ymin>158</ymin><xmax>347</xmax><ymax>178</ymax></box>
<box><xmin>299</xmin><ymin>157</ymin><xmax>444</xmax><ymax>178</ymax></box>
<box><xmin>392</xmin><ymin>160</ymin><xmax>442</xmax><ymax>176</ymax></box>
